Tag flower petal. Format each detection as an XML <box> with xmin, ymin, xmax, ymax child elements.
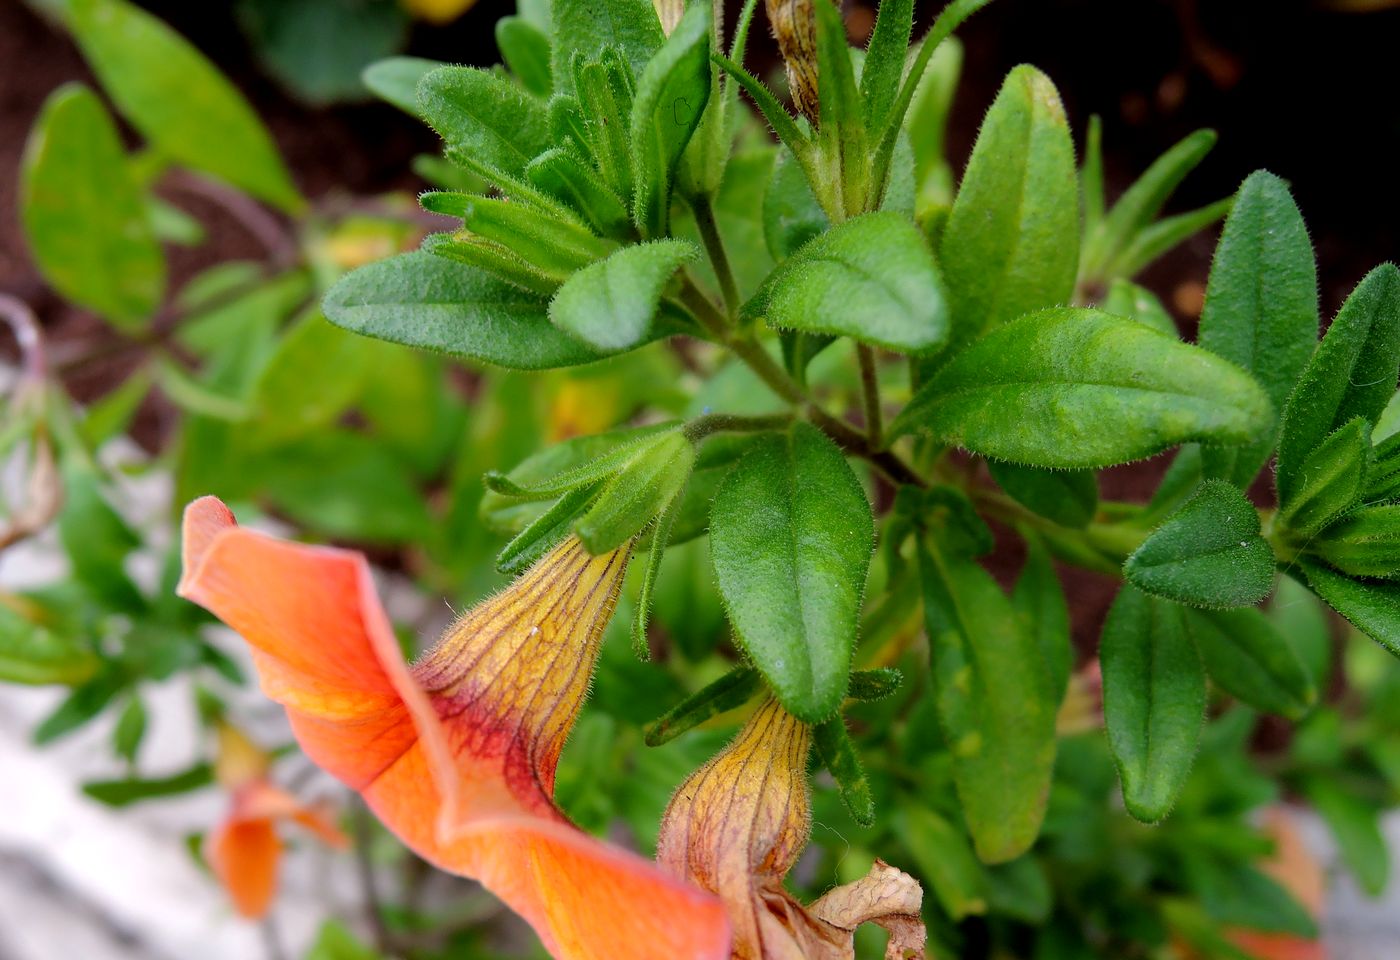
<box><xmin>179</xmin><ymin>497</ymin><xmax>729</xmax><ymax>960</ymax></box>
<box><xmin>206</xmin><ymin>814</ymin><xmax>280</xmax><ymax>919</ymax></box>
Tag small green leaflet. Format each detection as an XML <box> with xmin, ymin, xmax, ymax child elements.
<box><xmin>549</xmin><ymin>241</ymin><xmax>697</xmax><ymax>353</ymax></box>
<box><xmin>1124</xmin><ymin>480</ymin><xmax>1275</xmax><ymax>609</ymax></box>
<box><xmin>744</xmin><ymin>212</ymin><xmax>949</xmax><ymax>354</ymax></box>
<box><xmin>418</xmin><ymin>67</ymin><xmax>552</xmax><ymax>181</ymax></box>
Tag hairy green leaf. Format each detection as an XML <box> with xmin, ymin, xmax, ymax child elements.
<box><xmin>1182</xmin><ymin>607</ymin><xmax>1315</xmax><ymax>719</ymax></box>
<box><xmin>1014</xmin><ymin>533</ymin><xmax>1073</xmax><ymax>702</ymax></box>
<box><xmin>1101</xmin><ymin>278</ymin><xmax>1176</xmax><ymax>337</ymax></box>
<box><xmin>919</xmin><ymin>537</ymin><xmax>1055</xmax><ymax>862</ymax></box>
<box><xmin>1315</xmin><ymin>504</ymin><xmax>1400</xmax><ymax>579</ymax></box>
<box><xmin>813</xmin><ymin>716</ymin><xmax>875</xmax><ymax>826</ymax></box>
<box><xmin>893</xmin><ymin>308</ymin><xmax>1272</xmax><ymax>468</ymax></box>
<box><xmin>939</xmin><ymin>65</ymin><xmax>1078</xmax><ymax>350</ymax></box>
<box><xmin>551</xmin><ymin>0</ymin><xmax>663</xmax><ymax>91</ymax></box>
<box><xmin>418</xmin><ymin>67</ymin><xmax>551</xmax><ymax>182</ymax></box>
<box><xmin>630</xmin><ymin>2</ymin><xmax>712</xmax><ymax>236</ymax></box>
<box><xmin>1295</xmin><ymin>560</ymin><xmax>1400</xmax><ymax>657</ymax></box>
<box><xmin>1277</xmin><ymin>264</ymin><xmax>1400</xmax><ymax>503</ymax></box>
<box><xmin>1101</xmin><ymin>587</ymin><xmax>1205</xmax><ymax>822</ymax></box>
<box><xmin>575</xmin><ymin>431</ymin><xmax>695</xmax><ymax>553</ymax></box>
<box><xmin>323</xmin><ymin>252</ymin><xmax>604</xmax><ymax>369</ymax></box>
<box><xmin>987</xmin><ymin>461</ymin><xmax>1098</xmax><ymax>529</ymax></box>
<box><xmin>745</xmin><ymin>212</ymin><xmax>948</xmax><ymax>354</ymax></box>
<box><xmin>644</xmin><ymin>667</ymin><xmax>762</xmax><ymax>745</ymax></box>
<box><xmin>1199</xmin><ymin>172</ymin><xmax>1318</xmax><ymax>484</ymax></box>
<box><xmin>549</xmin><ymin>240</ymin><xmax>697</xmax><ymax>352</ymax></box>
<box><xmin>496</xmin><ymin>17</ymin><xmax>552</xmax><ymax>98</ymax></box>
<box><xmin>1277</xmin><ymin>417</ymin><xmax>1371</xmax><ymax>540</ymax></box>
<box><xmin>710</xmin><ymin>424</ymin><xmax>873</xmax><ymax>722</ymax></box>
<box><xmin>1124</xmin><ymin>480</ymin><xmax>1275</xmax><ymax>609</ymax></box>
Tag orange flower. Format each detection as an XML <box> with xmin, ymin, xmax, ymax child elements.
<box><xmin>659</xmin><ymin>698</ymin><xmax>927</xmax><ymax>959</ymax></box>
<box><xmin>205</xmin><ymin>723</ymin><xmax>348</xmax><ymax>919</ymax></box>
<box><xmin>178</xmin><ymin>497</ymin><xmax>729</xmax><ymax>960</ymax></box>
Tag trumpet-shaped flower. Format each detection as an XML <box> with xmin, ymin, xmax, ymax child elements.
<box><xmin>658</xmin><ymin>698</ymin><xmax>926</xmax><ymax>960</ymax></box>
<box><xmin>205</xmin><ymin>723</ymin><xmax>347</xmax><ymax>918</ymax></box>
<box><xmin>178</xmin><ymin>496</ymin><xmax>729</xmax><ymax>960</ymax></box>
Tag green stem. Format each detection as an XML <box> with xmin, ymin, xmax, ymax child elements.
<box><xmin>690</xmin><ymin>193</ymin><xmax>741</xmax><ymax>316</ymax></box>
<box><xmin>856</xmin><ymin>344</ymin><xmax>883</xmax><ymax>448</ymax></box>
<box><xmin>683</xmin><ymin>412</ymin><xmax>794</xmax><ymax>440</ymax></box>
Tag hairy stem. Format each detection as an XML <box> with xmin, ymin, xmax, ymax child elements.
<box><xmin>690</xmin><ymin>193</ymin><xmax>742</xmax><ymax>316</ymax></box>
<box><xmin>857</xmin><ymin>344</ymin><xmax>883</xmax><ymax>448</ymax></box>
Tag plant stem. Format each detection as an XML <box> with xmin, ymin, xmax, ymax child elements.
<box><xmin>690</xmin><ymin>193</ymin><xmax>741</xmax><ymax>316</ymax></box>
<box><xmin>856</xmin><ymin>344</ymin><xmax>883</xmax><ymax>448</ymax></box>
<box><xmin>353</xmin><ymin>797</ymin><xmax>393</xmax><ymax>955</ymax></box>
<box><xmin>683</xmin><ymin>412</ymin><xmax>794</xmax><ymax>440</ymax></box>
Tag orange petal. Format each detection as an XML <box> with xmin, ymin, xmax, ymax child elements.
<box><xmin>206</xmin><ymin>813</ymin><xmax>280</xmax><ymax>919</ymax></box>
<box><xmin>236</xmin><ymin>781</ymin><xmax>349</xmax><ymax>850</ymax></box>
<box><xmin>179</xmin><ymin>497</ymin><xmax>729</xmax><ymax>960</ymax></box>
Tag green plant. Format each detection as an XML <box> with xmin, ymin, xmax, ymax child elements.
<box><xmin>6</xmin><ymin>0</ymin><xmax>1400</xmax><ymax>956</ymax></box>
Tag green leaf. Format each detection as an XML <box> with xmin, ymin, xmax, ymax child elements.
<box><xmin>631</xmin><ymin>493</ymin><xmax>681</xmax><ymax>659</ymax></box>
<box><xmin>918</xmin><ymin>537</ymin><xmax>1055</xmax><ymax>862</ymax></box>
<box><xmin>1100</xmin><ymin>278</ymin><xmax>1176</xmax><ymax>338</ymax></box>
<box><xmin>744</xmin><ymin>212</ymin><xmax>948</xmax><ymax>354</ymax></box>
<box><xmin>1276</xmin><ymin>417</ymin><xmax>1371</xmax><ymax>539</ymax></box>
<box><xmin>1124</xmin><ymin>480</ymin><xmax>1275</xmax><ymax>608</ymax></box>
<box><xmin>1198</xmin><ymin>172</ymin><xmax>1318</xmax><ymax>484</ymax></box>
<box><xmin>496</xmin><ymin>17</ymin><xmax>553</xmax><ymax>98</ymax></box>
<box><xmin>549</xmin><ymin>240</ymin><xmax>697</xmax><ymax>352</ymax></box>
<box><xmin>906</xmin><ymin>34</ymin><xmax>962</xmax><ymax>225</ymax></box>
<box><xmin>20</xmin><ymin>84</ymin><xmax>164</xmax><ymax>330</ymax></box>
<box><xmin>304</xmin><ymin>920</ymin><xmax>384</xmax><ymax>960</ymax></box>
<box><xmin>1080</xmin><ymin>115</ymin><xmax>1104</xmax><ymax>240</ymax></box>
<box><xmin>112</xmin><ymin>694</ymin><xmax>147</xmax><ymax>764</ymax></box>
<box><xmin>987</xmin><ymin>461</ymin><xmax>1097</xmax><ymax>529</ymax></box>
<box><xmin>1112</xmin><ymin>197</ymin><xmax>1233</xmax><ymax>280</ymax></box>
<box><xmin>248</xmin><ymin>311</ymin><xmax>372</xmax><ymax>446</ymax></box>
<box><xmin>1182</xmin><ymin>607</ymin><xmax>1315</xmax><ymax>719</ymax></box>
<box><xmin>527</xmin><ymin>148</ymin><xmax>632</xmax><ymax>239</ymax></box>
<box><xmin>1014</xmin><ymin>533</ymin><xmax>1072</xmax><ymax>702</ymax></box>
<box><xmin>495</xmin><ymin>483</ymin><xmax>600</xmax><ymax>576</ymax></box>
<box><xmin>644</xmin><ymin>667</ymin><xmax>762</xmax><ymax>746</ymax></box>
<box><xmin>813</xmin><ymin>716</ymin><xmax>875</xmax><ymax>826</ymax></box>
<box><xmin>710</xmin><ymin>423</ymin><xmax>874</xmax><ymax>722</ymax></box>
<box><xmin>1183</xmin><ymin>853</ymin><xmax>1317</xmax><ymax>938</ymax></box>
<box><xmin>1302</xmin><ymin>777</ymin><xmax>1388</xmax><ymax>896</ymax></box>
<box><xmin>939</xmin><ymin>65</ymin><xmax>1078</xmax><ymax>351</ymax></box>
<box><xmin>418</xmin><ymin>67</ymin><xmax>551</xmax><ymax>182</ymax></box>
<box><xmin>860</xmin><ymin>0</ymin><xmax>914</xmax><ymax>134</ymax></box>
<box><xmin>58</xmin><ymin>464</ymin><xmax>145</xmax><ymax>612</ymax></box>
<box><xmin>711</xmin><ymin>54</ymin><xmax>811</xmax><ymax>164</ymax></box>
<box><xmin>1100</xmin><ymin>586</ymin><xmax>1205</xmax><ymax>822</ymax></box>
<box><xmin>323</xmin><ymin>253</ymin><xmax>605</xmax><ymax>369</ymax></box>
<box><xmin>847</xmin><ymin>667</ymin><xmax>904</xmax><ymax>701</ymax></box>
<box><xmin>898</xmin><ymin>807</ymin><xmax>990</xmax><ymax>920</ymax></box>
<box><xmin>237</xmin><ymin>0</ymin><xmax>409</xmax><ymax>107</ymax></box>
<box><xmin>812</xmin><ymin>0</ymin><xmax>865</xmax><ymax>212</ymax></box>
<box><xmin>892</xmin><ymin>307</ymin><xmax>1273</xmax><ymax>468</ymax></box>
<box><xmin>0</xmin><ymin>602</ymin><xmax>98</xmax><ymax>686</ymax></box>
<box><xmin>575</xmin><ymin>431</ymin><xmax>696</xmax><ymax>553</ymax></box>
<box><xmin>81</xmin><ymin>763</ymin><xmax>214</xmax><ymax>807</ymax></box>
<box><xmin>1081</xmin><ymin>129</ymin><xmax>1216</xmax><ymax>282</ymax></box>
<box><xmin>362</xmin><ymin>56</ymin><xmax>444</xmax><ymax>116</ymax></box>
<box><xmin>1315</xmin><ymin>504</ymin><xmax>1400</xmax><ymax>579</ymax></box>
<box><xmin>1295</xmin><ymin>559</ymin><xmax>1400</xmax><ymax>656</ymax></box>
<box><xmin>1277</xmin><ymin>264</ymin><xmax>1400</xmax><ymax>504</ymax></box>
<box><xmin>1269</xmin><ymin>576</ymin><xmax>1334</xmax><ymax>693</ymax></box>
<box><xmin>763</xmin><ymin>146</ymin><xmax>829</xmax><ymax>261</ymax></box>
<box><xmin>68</xmin><ymin>0</ymin><xmax>302</xmax><ymax>212</ymax></box>
<box><xmin>484</xmin><ymin>424</ymin><xmax>678</xmax><ymax>500</ymax></box>
<box><xmin>630</xmin><ymin>2</ymin><xmax>713</xmax><ymax>237</ymax></box>
<box><xmin>551</xmin><ymin>0</ymin><xmax>663</xmax><ymax>92</ymax></box>
<box><xmin>421</xmin><ymin>191</ymin><xmax>611</xmax><ymax>275</ymax></box>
